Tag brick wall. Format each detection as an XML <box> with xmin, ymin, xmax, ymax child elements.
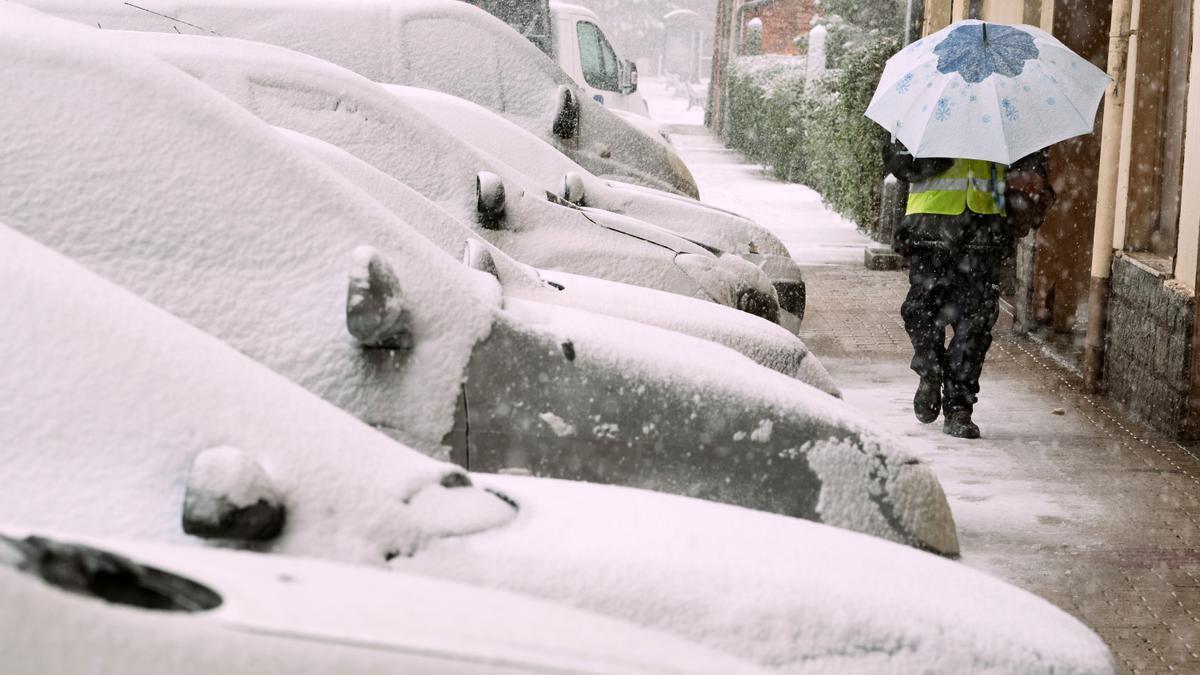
<box><xmin>1104</xmin><ymin>254</ymin><xmax>1196</xmax><ymax>438</ymax></box>
<box><xmin>742</xmin><ymin>0</ymin><xmax>818</xmax><ymax>56</ymax></box>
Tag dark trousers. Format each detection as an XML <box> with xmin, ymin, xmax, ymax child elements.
<box><xmin>901</xmin><ymin>245</ymin><xmax>1003</xmax><ymax>415</ymax></box>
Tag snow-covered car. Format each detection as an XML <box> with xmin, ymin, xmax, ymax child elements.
<box><xmin>0</xmin><ymin>222</ymin><xmax>1113</xmax><ymax>674</ymax></box>
<box><xmin>279</xmin><ymin>127</ymin><xmax>837</xmax><ymax>395</ymax></box>
<box><xmin>26</xmin><ymin>0</ymin><xmax>701</xmax><ymax>199</ymax></box>
<box><xmin>388</xmin><ymin>84</ymin><xmax>807</xmax><ymax>325</ymax></box>
<box><xmin>0</xmin><ymin>5</ymin><xmax>953</xmax><ymax>552</ymax></box>
<box><xmin>103</xmin><ymin>28</ymin><xmax>785</xmax><ymax>327</ymax></box>
<box><xmin>1</xmin><ymin>532</ymin><xmax>764</xmax><ymax>675</ymax></box>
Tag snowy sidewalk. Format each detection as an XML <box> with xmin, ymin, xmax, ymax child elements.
<box><xmin>645</xmin><ymin>79</ymin><xmax>1200</xmax><ymax>674</ymax></box>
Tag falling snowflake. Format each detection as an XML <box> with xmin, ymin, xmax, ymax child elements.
<box><xmin>934</xmin><ymin>97</ymin><xmax>952</xmax><ymax>122</ymax></box>
<box><xmin>1046</xmin><ymin>97</ymin><xmax>1056</xmax><ymax>106</ymax></box>
<box><xmin>1001</xmin><ymin>98</ymin><xmax>1019</xmax><ymax>121</ymax></box>
<box><xmin>895</xmin><ymin>73</ymin><xmax>914</xmax><ymax>94</ymax></box>
<box><xmin>982</xmin><ymin>114</ymin><xmax>992</xmax><ymax>124</ymax></box>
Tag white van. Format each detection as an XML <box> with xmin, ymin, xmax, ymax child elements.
<box><xmin>550</xmin><ymin>2</ymin><xmax>650</xmax><ymax>117</ymax></box>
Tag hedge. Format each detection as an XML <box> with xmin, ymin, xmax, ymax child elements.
<box><xmin>723</xmin><ymin>34</ymin><xmax>900</xmax><ymax>230</ymax></box>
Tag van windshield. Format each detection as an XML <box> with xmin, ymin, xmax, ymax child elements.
<box><xmin>576</xmin><ymin>21</ymin><xmax>620</xmax><ymax>92</ymax></box>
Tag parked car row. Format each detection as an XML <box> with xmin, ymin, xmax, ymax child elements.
<box><xmin>0</xmin><ymin>2</ymin><xmax>1114</xmax><ymax>673</ymax></box>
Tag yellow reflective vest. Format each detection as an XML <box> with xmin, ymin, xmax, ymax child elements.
<box><xmin>906</xmin><ymin>158</ymin><xmax>1007</xmax><ymax>216</ymax></box>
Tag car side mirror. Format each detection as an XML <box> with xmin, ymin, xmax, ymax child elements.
<box><xmin>346</xmin><ymin>246</ymin><xmax>413</xmax><ymax>350</ymax></box>
<box><xmin>552</xmin><ymin>85</ymin><xmax>580</xmax><ymax>140</ymax></box>
<box><xmin>476</xmin><ymin>171</ymin><xmax>507</xmax><ymax>228</ymax></box>
<box><xmin>561</xmin><ymin>172</ymin><xmax>585</xmax><ymax>205</ymax></box>
<box><xmin>621</xmin><ymin>60</ymin><xmax>638</xmax><ymax>94</ymax></box>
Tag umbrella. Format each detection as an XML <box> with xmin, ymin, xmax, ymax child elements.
<box><xmin>866</xmin><ymin>20</ymin><xmax>1111</xmax><ymax>165</ymax></box>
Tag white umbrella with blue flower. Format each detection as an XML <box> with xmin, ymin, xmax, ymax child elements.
<box><xmin>866</xmin><ymin>20</ymin><xmax>1111</xmax><ymax>165</ymax></box>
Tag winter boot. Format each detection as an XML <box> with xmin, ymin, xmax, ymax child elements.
<box><xmin>913</xmin><ymin>377</ymin><xmax>941</xmax><ymax>424</ymax></box>
<box><xmin>943</xmin><ymin>411</ymin><xmax>980</xmax><ymax>439</ymax></box>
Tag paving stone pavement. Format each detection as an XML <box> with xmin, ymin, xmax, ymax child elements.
<box><xmin>799</xmin><ymin>267</ymin><xmax>1200</xmax><ymax>675</ymax></box>
<box><xmin>642</xmin><ymin>85</ymin><xmax>1200</xmax><ymax>672</ymax></box>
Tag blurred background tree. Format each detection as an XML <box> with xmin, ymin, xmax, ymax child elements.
<box><xmin>572</xmin><ymin>0</ymin><xmax>718</xmax><ymax>62</ymax></box>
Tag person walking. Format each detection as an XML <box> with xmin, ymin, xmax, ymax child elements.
<box><xmin>883</xmin><ymin>141</ymin><xmax>1053</xmax><ymax>438</ymax></box>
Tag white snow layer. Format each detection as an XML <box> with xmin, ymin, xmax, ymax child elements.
<box><xmin>275</xmin><ymin>123</ymin><xmax>839</xmax><ymax>394</ymax></box>
<box><xmin>28</xmin><ymin>0</ymin><xmax>699</xmax><ymax>196</ymax></box>
<box><xmin>402</xmin><ymin>474</ymin><xmax>1115</xmax><ymax>675</ymax></box>
<box><xmin>389</xmin><ymin>84</ymin><xmax>790</xmax><ymax>257</ymax></box>
<box><xmin>0</xmin><ymin>225</ymin><xmax>513</xmax><ymax>563</ymax></box>
<box><xmin>0</xmin><ymin>7</ymin><xmax>501</xmax><ymax>452</ymax></box>
<box><xmin>0</xmin><ymin>535</ymin><xmax>767</xmax><ymax>675</ymax></box>
<box><xmin>111</xmin><ymin>28</ymin><xmax>721</xmax><ymax>302</ymax></box>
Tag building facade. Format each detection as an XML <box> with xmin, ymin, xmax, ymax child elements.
<box><xmin>923</xmin><ymin>0</ymin><xmax>1200</xmax><ymax>438</ymax></box>
<box><xmin>707</xmin><ymin>0</ymin><xmax>819</xmax><ymax>132</ymax></box>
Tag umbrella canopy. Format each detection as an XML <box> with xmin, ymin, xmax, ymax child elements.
<box><xmin>866</xmin><ymin>20</ymin><xmax>1111</xmax><ymax>165</ymax></box>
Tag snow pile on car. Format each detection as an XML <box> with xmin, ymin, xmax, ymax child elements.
<box><xmin>0</xmin><ymin>5</ymin><xmax>500</xmax><ymax>452</ymax></box>
<box><xmin>403</xmin><ymin>474</ymin><xmax>1115</xmax><ymax>675</ymax></box>
<box><xmin>0</xmin><ymin>225</ymin><xmax>515</xmax><ymax>562</ymax></box>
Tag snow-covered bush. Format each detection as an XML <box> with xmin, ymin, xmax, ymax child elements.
<box><xmin>722</xmin><ymin>33</ymin><xmax>898</xmax><ymax>230</ymax></box>
<box><xmin>724</xmin><ymin>54</ymin><xmax>807</xmax><ymax>181</ymax></box>
<box><xmin>798</xmin><ymin>33</ymin><xmax>898</xmax><ymax>230</ymax></box>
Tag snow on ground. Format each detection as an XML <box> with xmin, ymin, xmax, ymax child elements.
<box><xmin>642</xmin><ymin>77</ymin><xmax>873</xmax><ymax>266</ymax></box>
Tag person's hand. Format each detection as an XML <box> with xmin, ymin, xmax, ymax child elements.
<box><xmin>1006</xmin><ymin>171</ymin><xmax>1045</xmax><ymax>200</ymax></box>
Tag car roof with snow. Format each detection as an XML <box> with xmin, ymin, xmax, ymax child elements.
<box><xmin>25</xmin><ymin>0</ymin><xmax>700</xmax><ymax>197</ymax></box>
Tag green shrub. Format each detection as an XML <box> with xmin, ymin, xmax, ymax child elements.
<box><xmin>724</xmin><ymin>55</ymin><xmax>807</xmax><ymax>181</ymax></box>
<box><xmin>721</xmin><ymin>35</ymin><xmax>899</xmax><ymax>230</ymax></box>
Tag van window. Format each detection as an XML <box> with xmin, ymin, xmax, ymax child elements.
<box><xmin>576</xmin><ymin>21</ymin><xmax>620</xmax><ymax>92</ymax></box>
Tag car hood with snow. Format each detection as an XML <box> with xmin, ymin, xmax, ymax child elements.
<box><xmin>0</xmin><ymin>532</ymin><xmax>765</xmax><ymax>675</ymax></box>
<box><xmin>24</xmin><ymin>0</ymin><xmax>701</xmax><ymax>199</ymax></box>
<box><xmin>0</xmin><ymin>5</ymin><xmax>952</xmax><ymax>552</ymax></box>
<box><xmin>0</xmin><ymin>227</ymin><xmax>1112</xmax><ymax>674</ymax></box>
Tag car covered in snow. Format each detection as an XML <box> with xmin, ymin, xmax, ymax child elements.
<box><xmin>0</xmin><ymin>221</ymin><xmax>1113</xmax><ymax>674</ymax></box>
<box><xmin>387</xmin><ymin>84</ymin><xmax>807</xmax><ymax>325</ymax></box>
<box><xmin>96</xmin><ymin>28</ymin><xmax>791</xmax><ymax>328</ymax></box>
<box><xmin>0</xmin><ymin>5</ymin><xmax>954</xmax><ymax>553</ymax></box>
<box><xmin>278</xmin><ymin>127</ymin><xmax>836</xmax><ymax>395</ymax></box>
<box><xmin>26</xmin><ymin>0</ymin><xmax>701</xmax><ymax>199</ymax></box>
<box><xmin>1</xmin><ymin>532</ymin><xmax>764</xmax><ymax>675</ymax></box>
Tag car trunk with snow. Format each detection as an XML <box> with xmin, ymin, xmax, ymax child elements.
<box><xmin>0</xmin><ymin>5</ymin><xmax>955</xmax><ymax>553</ymax></box>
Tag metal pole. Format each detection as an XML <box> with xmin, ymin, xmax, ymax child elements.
<box><xmin>1082</xmin><ymin>0</ymin><xmax>1136</xmax><ymax>392</ymax></box>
